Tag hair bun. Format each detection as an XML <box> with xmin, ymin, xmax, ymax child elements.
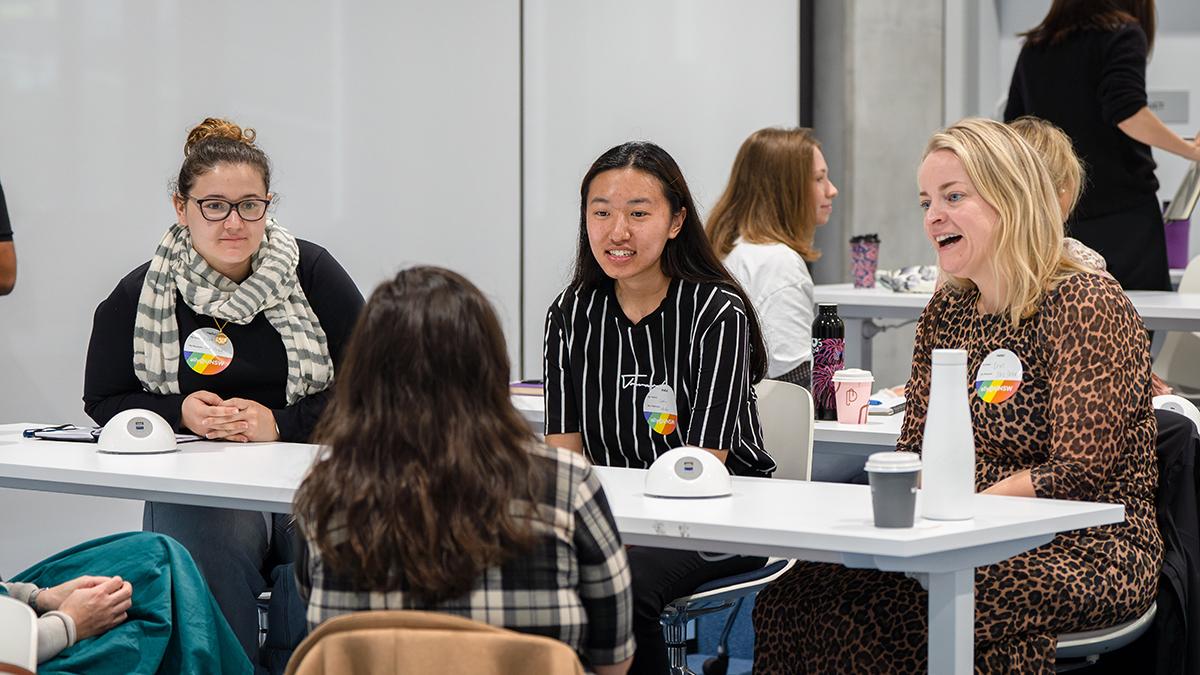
<box><xmin>184</xmin><ymin>117</ymin><xmax>257</xmax><ymax>156</ymax></box>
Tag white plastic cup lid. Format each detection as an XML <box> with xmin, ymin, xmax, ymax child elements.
<box><xmin>864</xmin><ymin>451</ymin><xmax>922</xmax><ymax>473</ymax></box>
<box><xmin>832</xmin><ymin>368</ymin><xmax>874</xmax><ymax>383</ymax></box>
<box><xmin>931</xmin><ymin>348</ymin><xmax>967</xmax><ymax>365</ymax></box>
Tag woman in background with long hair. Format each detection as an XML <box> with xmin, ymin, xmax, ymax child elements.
<box><xmin>706</xmin><ymin>127</ymin><xmax>837</xmax><ymax>388</ymax></box>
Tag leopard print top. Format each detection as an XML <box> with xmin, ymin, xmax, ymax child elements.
<box><xmin>897</xmin><ymin>272</ymin><xmax>1160</xmax><ymax>556</ymax></box>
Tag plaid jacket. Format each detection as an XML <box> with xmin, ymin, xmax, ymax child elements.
<box><xmin>295</xmin><ymin>442</ymin><xmax>635</xmax><ymax>669</ymax></box>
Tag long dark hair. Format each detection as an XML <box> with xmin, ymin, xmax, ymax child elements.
<box><xmin>567</xmin><ymin>141</ymin><xmax>768</xmax><ymax>382</ymax></box>
<box><xmin>295</xmin><ymin>266</ymin><xmax>541</xmax><ymax>603</ymax></box>
<box><xmin>1021</xmin><ymin>0</ymin><xmax>1155</xmax><ymax>52</ymax></box>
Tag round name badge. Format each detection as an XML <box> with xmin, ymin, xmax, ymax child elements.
<box><xmin>183</xmin><ymin>327</ymin><xmax>234</xmax><ymax>375</ymax></box>
<box><xmin>643</xmin><ymin>384</ymin><xmax>679</xmax><ymax>435</ymax></box>
<box><xmin>975</xmin><ymin>349</ymin><xmax>1023</xmax><ymax>403</ymax></box>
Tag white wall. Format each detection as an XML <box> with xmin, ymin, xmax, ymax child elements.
<box><xmin>520</xmin><ymin>0</ymin><xmax>800</xmax><ymax>377</ymax></box>
<box><xmin>0</xmin><ymin>1</ymin><xmax>802</xmax><ymax>573</ymax></box>
<box><xmin>0</xmin><ymin>0</ymin><xmax>521</xmax><ymax>574</ymax></box>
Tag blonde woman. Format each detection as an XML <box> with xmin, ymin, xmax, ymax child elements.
<box><xmin>706</xmin><ymin>127</ymin><xmax>837</xmax><ymax>387</ymax></box>
<box><xmin>1008</xmin><ymin>115</ymin><xmax>1111</xmax><ymax>274</ymax></box>
<box><xmin>752</xmin><ymin>118</ymin><xmax>1160</xmax><ymax>673</ymax></box>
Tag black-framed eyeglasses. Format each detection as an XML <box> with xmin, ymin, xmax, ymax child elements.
<box><xmin>187</xmin><ymin>196</ymin><xmax>271</xmax><ymax>222</ymax></box>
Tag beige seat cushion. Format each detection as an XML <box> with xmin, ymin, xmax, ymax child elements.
<box><xmin>286</xmin><ymin>610</ymin><xmax>587</xmax><ymax>675</ymax></box>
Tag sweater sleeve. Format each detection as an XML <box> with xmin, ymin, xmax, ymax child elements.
<box><xmin>0</xmin><ymin>582</ymin><xmax>77</xmax><ymax>664</ymax></box>
<box><xmin>83</xmin><ymin>267</ymin><xmax>188</xmax><ymax>428</ymax></box>
<box><xmin>271</xmin><ymin>244</ymin><xmax>364</xmax><ymax>442</ymax></box>
<box><xmin>37</xmin><ymin>612</ymin><xmax>76</xmax><ymax>664</ymax></box>
<box><xmin>1097</xmin><ymin>25</ymin><xmax>1150</xmax><ymax>126</ymax></box>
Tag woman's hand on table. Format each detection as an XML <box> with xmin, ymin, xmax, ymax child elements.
<box><xmin>215</xmin><ymin>397</ymin><xmax>279</xmax><ymax>442</ymax></box>
<box><xmin>182</xmin><ymin>391</ymin><xmax>279</xmax><ymax>442</ymax></box>
<box><xmin>56</xmin><ymin>575</ymin><xmax>132</xmax><ymax>641</ymax></box>
<box><xmin>980</xmin><ymin>469</ymin><xmax>1035</xmax><ymax>498</ymax></box>
<box><xmin>1151</xmin><ymin>374</ymin><xmax>1173</xmax><ymax>397</ymax></box>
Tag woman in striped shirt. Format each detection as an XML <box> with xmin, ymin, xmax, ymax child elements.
<box><xmin>543</xmin><ymin>141</ymin><xmax>774</xmax><ymax>674</ymax></box>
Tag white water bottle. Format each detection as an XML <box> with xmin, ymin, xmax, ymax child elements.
<box><xmin>920</xmin><ymin>348</ymin><xmax>976</xmax><ymax>520</ymax></box>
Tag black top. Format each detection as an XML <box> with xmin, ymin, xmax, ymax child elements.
<box><xmin>83</xmin><ymin>239</ymin><xmax>364</xmax><ymax>442</ymax></box>
<box><xmin>1005</xmin><ymin>24</ymin><xmax>1157</xmax><ymax>221</ymax></box>
<box><xmin>543</xmin><ymin>278</ymin><xmax>773</xmax><ymax>477</ymax></box>
<box><xmin>0</xmin><ymin>180</ymin><xmax>11</xmax><ymax>242</ymax></box>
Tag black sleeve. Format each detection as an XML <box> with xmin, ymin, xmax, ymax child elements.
<box><xmin>543</xmin><ymin>298</ymin><xmax>580</xmax><ymax>436</ymax></box>
<box><xmin>1097</xmin><ymin>25</ymin><xmax>1149</xmax><ymax>126</ymax></box>
<box><xmin>1002</xmin><ymin>53</ymin><xmax>1027</xmax><ymax>122</ymax></box>
<box><xmin>0</xmin><ymin>180</ymin><xmax>12</xmax><ymax>241</ymax></box>
<box><xmin>272</xmin><ymin>243</ymin><xmax>365</xmax><ymax>442</ymax></box>
<box><xmin>83</xmin><ymin>265</ymin><xmax>188</xmax><ymax>428</ymax></box>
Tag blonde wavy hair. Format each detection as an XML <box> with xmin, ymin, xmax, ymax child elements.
<box><xmin>923</xmin><ymin>117</ymin><xmax>1088</xmax><ymax>326</ymax></box>
<box><xmin>1008</xmin><ymin>115</ymin><xmax>1086</xmax><ymax>216</ymax></box>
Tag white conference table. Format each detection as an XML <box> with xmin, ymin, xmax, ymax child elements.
<box><xmin>512</xmin><ymin>393</ymin><xmax>903</xmax><ymax>481</ymax></box>
<box><xmin>0</xmin><ymin>423</ymin><xmax>322</xmax><ymax>513</ymax></box>
<box><xmin>598</xmin><ymin>466</ymin><xmax>1120</xmax><ymax>674</ymax></box>
<box><xmin>0</xmin><ymin>422</ymin><xmax>1121</xmax><ymax>674</ymax></box>
<box><xmin>512</xmin><ymin>394</ymin><xmax>903</xmax><ymax>452</ymax></box>
<box><xmin>814</xmin><ymin>283</ymin><xmax>1200</xmax><ymax>369</ymax></box>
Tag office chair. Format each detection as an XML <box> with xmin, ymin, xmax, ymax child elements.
<box><xmin>284</xmin><ymin>610</ymin><xmax>585</xmax><ymax>675</ymax></box>
<box><xmin>1153</xmin><ymin>254</ymin><xmax>1200</xmax><ymax>398</ymax></box>
<box><xmin>0</xmin><ymin>595</ymin><xmax>37</xmax><ymax>674</ymax></box>
<box><xmin>1051</xmin><ymin>394</ymin><xmax>1198</xmax><ymax>670</ymax></box>
<box><xmin>660</xmin><ymin>380</ymin><xmax>814</xmax><ymax>675</ymax></box>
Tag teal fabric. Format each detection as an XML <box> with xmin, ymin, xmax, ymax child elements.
<box><xmin>10</xmin><ymin>531</ymin><xmax>252</xmax><ymax>675</ymax></box>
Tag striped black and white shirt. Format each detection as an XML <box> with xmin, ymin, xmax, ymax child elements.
<box><xmin>543</xmin><ymin>278</ymin><xmax>773</xmax><ymax>477</ymax></box>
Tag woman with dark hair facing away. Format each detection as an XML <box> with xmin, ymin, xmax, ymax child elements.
<box><xmin>83</xmin><ymin>118</ymin><xmax>365</xmax><ymax>669</ymax></box>
<box><xmin>752</xmin><ymin>118</ymin><xmax>1160</xmax><ymax>673</ymax></box>
<box><xmin>706</xmin><ymin>127</ymin><xmax>837</xmax><ymax>388</ymax></box>
<box><xmin>294</xmin><ymin>266</ymin><xmax>634</xmax><ymax>675</ymax></box>
<box><xmin>1005</xmin><ymin>0</ymin><xmax>1200</xmax><ymax>291</ymax></box>
<box><xmin>544</xmin><ymin>141</ymin><xmax>773</xmax><ymax>674</ymax></box>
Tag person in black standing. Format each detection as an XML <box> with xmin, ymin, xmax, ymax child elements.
<box><xmin>0</xmin><ymin>179</ymin><xmax>15</xmax><ymax>295</ymax></box>
<box><xmin>1004</xmin><ymin>0</ymin><xmax>1200</xmax><ymax>291</ymax></box>
<box><xmin>543</xmin><ymin>141</ymin><xmax>774</xmax><ymax>674</ymax></box>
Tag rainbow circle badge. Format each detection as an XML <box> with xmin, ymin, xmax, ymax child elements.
<box><xmin>183</xmin><ymin>327</ymin><xmax>234</xmax><ymax>376</ymax></box>
<box><xmin>643</xmin><ymin>384</ymin><xmax>679</xmax><ymax>435</ymax></box>
<box><xmin>974</xmin><ymin>348</ymin><xmax>1023</xmax><ymax>404</ymax></box>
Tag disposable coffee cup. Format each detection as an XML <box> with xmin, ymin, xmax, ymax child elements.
<box><xmin>864</xmin><ymin>452</ymin><xmax>921</xmax><ymax>528</ymax></box>
<box><xmin>832</xmin><ymin>368</ymin><xmax>874</xmax><ymax>424</ymax></box>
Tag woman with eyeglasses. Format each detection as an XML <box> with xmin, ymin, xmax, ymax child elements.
<box><xmin>83</xmin><ymin>117</ymin><xmax>364</xmax><ymax>670</ymax></box>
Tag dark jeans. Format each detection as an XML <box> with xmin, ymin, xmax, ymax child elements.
<box><xmin>143</xmin><ymin>503</ymin><xmax>307</xmax><ymax>675</ymax></box>
<box><xmin>627</xmin><ymin>547</ymin><xmax>766</xmax><ymax>675</ymax></box>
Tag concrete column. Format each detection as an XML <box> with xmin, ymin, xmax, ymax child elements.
<box><xmin>812</xmin><ymin>0</ymin><xmax>945</xmax><ymax>388</ymax></box>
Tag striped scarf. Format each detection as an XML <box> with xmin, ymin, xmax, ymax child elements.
<box><xmin>132</xmin><ymin>219</ymin><xmax>333</xmax><ymax>405</ymax></box>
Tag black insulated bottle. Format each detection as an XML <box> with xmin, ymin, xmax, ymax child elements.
<box><xmin>811</xmin><ymin>303</ymin><xmax>845</xmax><ymax>421</ymax></box>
